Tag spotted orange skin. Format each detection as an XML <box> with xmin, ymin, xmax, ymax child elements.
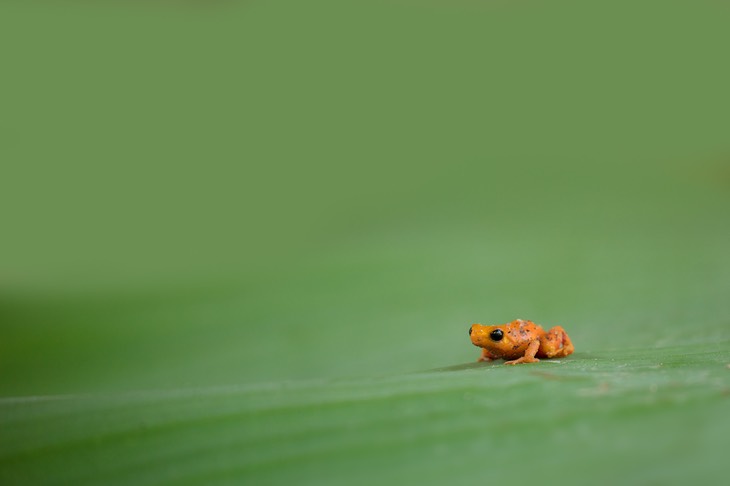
<box><xmin>469</xmin><ymin>319</ymin><xmax>574</xmax><ymax>364</ymax></box>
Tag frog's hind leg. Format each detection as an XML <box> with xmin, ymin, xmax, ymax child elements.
<box><xmin>505</xmin><ymin>340</ymin><xmax>540</xmax><ymax>365</ymax></box>
<box><xmin>541</xmin><ymin>326</ymin><xmax>574</xmax><ymax>358</ymax></box>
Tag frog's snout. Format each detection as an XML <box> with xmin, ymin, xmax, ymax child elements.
<box><xmin>469</xmin><ymin>324</ymin><xmax>485</xmax><ymax>346</ymax></box>
<box><xmin>469</xmin><ymin>324</ymin><xmax>497</xmax><ymax>347</ymax></box>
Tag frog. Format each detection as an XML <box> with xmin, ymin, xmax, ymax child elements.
<box><xmin>469</xmin><ymin>319</ymin><xmax>574</xmax><ymax>365</ymax></box>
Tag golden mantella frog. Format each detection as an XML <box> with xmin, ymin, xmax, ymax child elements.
<box><xmin>469</xmin><ymin>319</ymin><xmax>574</xmax><ymax>365</ymax></box>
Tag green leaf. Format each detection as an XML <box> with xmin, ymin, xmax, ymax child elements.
<box><xmin>1</xmin><ymin>1</ymin><xmax>730</xmax><ymax>485</ymax></box>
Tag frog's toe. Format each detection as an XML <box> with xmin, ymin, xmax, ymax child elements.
<box><xmin>505</xmin><ymin>357</ymin><xmax>540</xmax><ymax>365</ymax></box>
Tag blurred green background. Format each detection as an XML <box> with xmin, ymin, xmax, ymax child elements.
<box><xmin>1</xmin><ymin>1</ymin><xmax>729</xmax><ymax>484</ymax></box>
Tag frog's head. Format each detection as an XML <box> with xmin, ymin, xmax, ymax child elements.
<box><xmin>469</xmin><ymin>323</ymin><xmax>513</xmax><ymax>353</ymax></box>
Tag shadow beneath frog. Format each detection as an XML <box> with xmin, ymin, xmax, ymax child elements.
<box><xmin>425</xmin><ymin>361</ymin><xmax>498</xmax><ymax>372</ymax></box>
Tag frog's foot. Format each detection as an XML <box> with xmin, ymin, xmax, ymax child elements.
<box><xmin>505</xmin><ymin>356</ymin><xmax>540</xmax><ymax>365</ymax></box>
<box><xmin>504</xmin><ymin>339</ymin><xmax>540</xmax><ymax>365</ymax></box>
<box><xmin>542</xmin><ymin>326</ymin><xmax>574</xmax><ymax>358</ymax></box>
<box><xmin>477</xmin><ymin>349</ymin><xmax>496</xmax><ymax>362</ymax></box>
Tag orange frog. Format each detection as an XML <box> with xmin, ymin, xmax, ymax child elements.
<box><xmin>469</xmin><ymin>319</ymin><xmax>574</xmax><ymax>365</ymax></box>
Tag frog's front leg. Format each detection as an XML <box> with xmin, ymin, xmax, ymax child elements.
<box><xmin>477</xmin><ymin>348</ymin><xmax>497</xmax><ymax>362</ymax></box>
<box><xmin>505</xmin><ymin>339</ymin><xmax>540</xmax><ymax>365</ymax></box>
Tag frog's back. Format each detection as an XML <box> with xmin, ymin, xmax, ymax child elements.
<box><xmin>506</xmin><ymin>319</ymin><xmax>545</xmax><ymax>338</ymax></box>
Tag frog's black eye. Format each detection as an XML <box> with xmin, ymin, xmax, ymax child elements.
<box><xmin>489</xmin><ymin>329</ymin><xmax>504</xmax><ymax>342</ymax></box>
<box><xmin>469</xmin><ymin>326</ymin><xmax>473</xmax><ymax>336</ymax></box>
